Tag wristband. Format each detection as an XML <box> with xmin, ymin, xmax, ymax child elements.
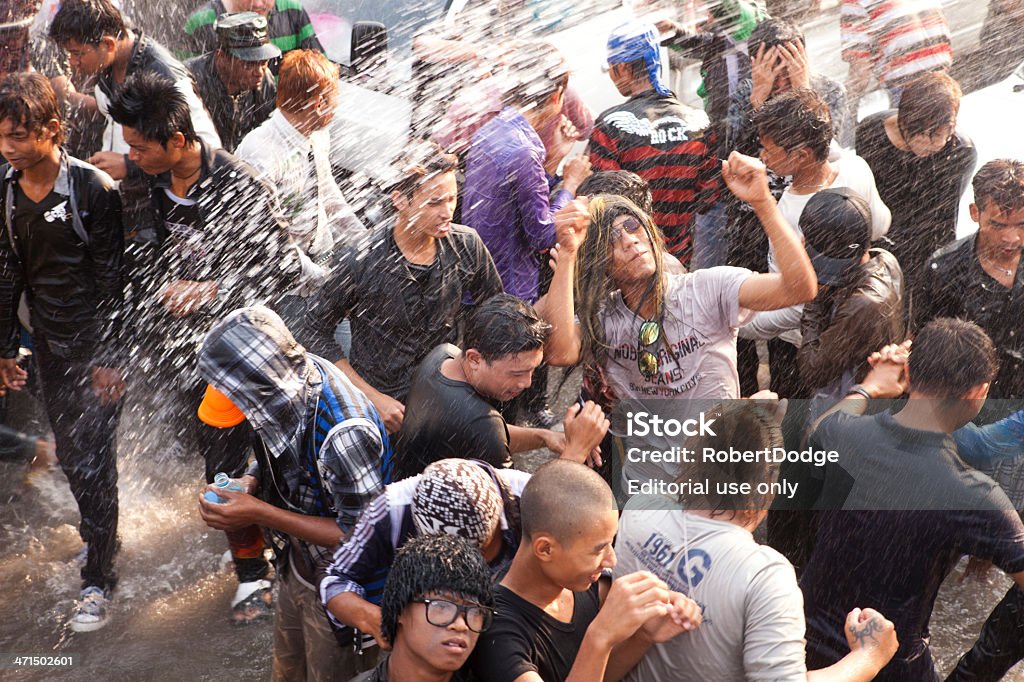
<box><xmin>847</xmin><ymin>385</ymin><xmax>872</xmax><ymax>401</ymax></box>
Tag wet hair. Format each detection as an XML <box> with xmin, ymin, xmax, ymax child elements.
<box><xmin>276</xmin><ymin>49</ymin><xmax>339</xmax><ymax>114</ymax></box>
<box><xmin>49</xmin><ymin>0</ymin><xmax>126</xmax><ymax>46</ymax></box>
<box><xmin>107</xmin><ymin>71</ymin><xmax>198</xmax><ymax>146</ymax></box>
<box><xmin>520</xmin><ymin>459</ymin><xmax>614</xmax><ymax>542</ymax></box>
<box><xmin>391</xmin><ymin>141</ymin><xmax>458</xmax><ymax>198</ymax></box>
<box><xmin>464</xmin><ymin>294</ymin><xmax>551</xmax><ymax>363</ymax></box>
<box><xmin>675</xmin><ymin>401</ymin><xmax>783</xmax><ymax>517</ymax></box>
<box><xmin>577</xmin><ymin>170</ymin><xmax>653</xmax><ymax>215</ymax></box>
<box><xmin>379</xmin><ymin>534</ymin><xmax>493</xmax><ymax>645</ymax></box>
<box><xmin>503</xmin><ymin>42</ymin><xmax>569</xmax><ymax>110</ymax></box>
<box><xmin>0</xmin><ymin>73</ymin><xmax>65</xmax><ymax>146</ymax></box>
<box><xmin>748</xmin><ymin>18</ymin><xmax>805</xmax><ymax>56</ymax></box>
<box><xmin>972</xmin><ymin>159</ymin><xmax>1024</xmax><ymax>215</ymax></box>
<box><xmin>754</xmin><ymin>88</ymin><xmax>833</xmax><ymax>162</ymax></box>
<box><xmin>908</xmin><ymin>318</ymin><xmax>997</xmax><ymax>398</ymax></box>
<box><xmin>575</xmin><ymin>195</ymin><xmax>665</xmax><ymax>372</ymax></box>
<box><xmin>897</xmin><ymin>72</ymin><xmax>962</xmax><ymax>139</ymax></box>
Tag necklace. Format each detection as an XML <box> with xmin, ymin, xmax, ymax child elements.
<box><xmin>979</xmin><ymin>253</ymin><xmax>1016</xmax><ymax>278</ymax></box>
<box><xmin>790</xmin><ymin>165</ymin><xmax>836</xmax><ymax>193</ymax></box>
<box><xmin>171</xmin><ymin>165</ymin><xmax>201</xmax><ymax>181</ymax></box>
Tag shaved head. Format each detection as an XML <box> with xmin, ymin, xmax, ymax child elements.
<box><xmin>520</xmin><ymin>460</ymin><xmax>615</xmax><ymax>543</ymax></box>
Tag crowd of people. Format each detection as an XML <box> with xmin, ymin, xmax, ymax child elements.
<box><xmin>3</xmin><ymin>0</ymin><xmax>1024</xmax><ymax>680</ymax></box>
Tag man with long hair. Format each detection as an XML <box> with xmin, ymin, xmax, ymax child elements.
<box><xmin>541</xmin><ymin>152</ymin><xmax>816</xmax><ymax>488</ymax></box>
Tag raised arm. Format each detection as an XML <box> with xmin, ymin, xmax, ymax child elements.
<box><xmin>724</xmin><ymin>152</ymin><xmax>817</xmax><ymax>310</ymax></box>
<box><xmin>538</xmin><ymin>200</ymin><xmax>589</xmax><ymax>366</ymax></box>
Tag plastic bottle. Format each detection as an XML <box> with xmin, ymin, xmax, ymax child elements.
<box><xmin>203</xmin><ymin>472</ymin><xmax>245</xmax><ymax>504</ymax></box>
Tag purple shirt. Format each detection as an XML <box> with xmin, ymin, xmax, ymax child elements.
<box><xmin>463</xmin><ymin>107</ymin><xmax>573</xmax><ymax>301</ymax></box>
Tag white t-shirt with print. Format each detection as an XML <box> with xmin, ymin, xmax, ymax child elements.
<box><xmin>616</xmin><ymin>495</ymin><xmax>808</xmax><ymax>682</ymax></box>
<box><xmin>602</xmin><ymin>268</ymin><xmax>754</xmax><ymax>485</ymax></box>
<box><xmin>769</xmin><ymin>150</ymin><xmax>891</xmax><ymax>274</ymax></box>
<box><xmin>602</xmin><ymin>267</ymin><xmax>754</xmax><ymax>403</ymax></box>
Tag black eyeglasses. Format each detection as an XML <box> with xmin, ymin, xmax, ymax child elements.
<box><xmin>637</xmin><ymin>319</ymin><xmax>661</xmax><ymax>379</ymax></box>
<box><xmin>411</xmin><ymin>598</ymin><xmax>494</xmax><ymax>633</ymax></box>
<box><xmin>610</xmin><ymin>216</ymin><xmax>643</xmax><ymax>244</ymax></box>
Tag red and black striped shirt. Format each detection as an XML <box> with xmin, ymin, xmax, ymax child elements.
<box><xmin>589</xmin><ymin>91</ymin><xmax>722</xmax><ymax>266</ymax></box>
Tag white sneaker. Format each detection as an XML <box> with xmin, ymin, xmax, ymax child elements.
<box><xmin>70</xmin><ymin>586</ymin><xmax>109</xmax><ymax>632</ymax></box>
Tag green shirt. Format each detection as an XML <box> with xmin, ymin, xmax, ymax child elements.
<box><xmin>181</xmin><ymin>0</ymin><xmax>323</xmax><ymax>61</ymax></box>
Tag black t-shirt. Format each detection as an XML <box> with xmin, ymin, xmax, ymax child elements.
<box><xmin>13</xmin><ymin>184</ymin><xmax>89</xmax><ymax>285</ymax></box>
<box><xmin>854</xmin><ymin>111</ymin><xmax>976</xmax><ymax>287</ymax></box>
<box><xmin>801</xmin><ymin>412</ymin><xmax>1024</xmax><ymax>676</ymax></box>
<box><xmin>408</xmin><ymin>258</ymin><xmax>438</xmax><ymax>288</ymax></box>
<box><xmin>12</xmin><ymin>184</ymin><xmax>98</xmax><ymax>344</ymax></box>
<box><xmin>156</xmin><ymin>186</ymin><xmax>206</xmax><ymax>281</ymax></box>
<box><xmin>392</xmin><ymin>343</ymin><xmax>510</xmax><ymax>478</ymax></box>
<box><xmin>469</xmin><ymin>582</ymin><xmax>602</xmax><ymax>682</ymax></box>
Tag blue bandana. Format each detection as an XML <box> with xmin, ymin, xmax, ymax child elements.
<box><xmin>607</xmin><ymin>22</ymin><xmax>672</xmax><ymax>98</ymax></box>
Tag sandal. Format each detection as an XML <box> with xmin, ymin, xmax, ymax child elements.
<box><xmin>231</xmin><ymin>579</ymin><xmax>274</xmax><ymax>626</ymax></box>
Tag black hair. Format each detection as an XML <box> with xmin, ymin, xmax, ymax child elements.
<box><xmin>107</xmin><ymin>71</ymin><xmax>198</xmax><ymax>146</ymax></box>
<box><xmin>520</xmin><ymin>459</ymin><xmax>614</xmax><ymax>541</ymax></box>
<box><xmin>577</xmin><ymin>170</ymin><xmax>653</xmax><ymax>215</ymax></box>
<box><xmin>754</xmin><ymin>88</ymin><xmax>833</xmax><ymax>162</ymax></box>
<box><xmin>748</xmin><ymin>17</ymin><xmax>805</xmax><ymax>56</ymax></box>
<box><xmin>379</xmin><ymin>534</ymin><xmax>493</xmax><ymax>645</ymax></box>
<box><xmin>909</xmin><ymin>318</ymin><xmax>997</xmax><ymax>398</ymax></box>
<box><xmin>464</xmin><ymin>293</ymin><xmax>551</xmax><ymax>363</ymax></box>
<box><xmin>0</xmin><ymin>73</ymin><xmax>65</xmax><ymax>146</ymax></box>
<box><xmin>897</xmin><ymin>72</ymin><xmax>962</xmax><ymax>140</ymax></box>
<box><xmin>971</xmin><ymin>159</ymin><xmax>1024</xmax><ymax>215</ymax></box>
<box><xmin>390</xmin><ymin>140</ymin><xmax>458</xmax><ymax>198</ymax></box>
<box><xmin>49</xmin><ymin>0</ymin><xmax>126</xmax><ymax>46</ymax></box>
<box><xmin>503</xmin><ymin>42</ymin><xmax>569</xmax><ymax>110</ymax></box>
<box><xmin>675</xmin><ymin>401</ymin><xmax>783</xmax><ymax>517</ymax></box>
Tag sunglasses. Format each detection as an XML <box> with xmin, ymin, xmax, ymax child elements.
<box><xmin>412</xmin><ymin>598</ymin><xmax>495</xmax><ymax>633</ymax></box>
<box><xmin>610</xmin><ymin>216</ymin><xmax>643</xmax><ymax>244</ymax></box>
<box><xmin>637</xmin><ymin>319</ymin><xmax>661</xmax><ymax>379</ymax></box>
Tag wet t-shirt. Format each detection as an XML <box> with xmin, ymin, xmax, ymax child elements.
<box><xmin>602</xmin><ymin>268</ymin><xmax>753</xmax><ymax>403</ymax></box>
<box><xmin>801</xmin><ymin>412</ymin><xmax>1024</xmax><ymax>676</ymax></box>
<box><xmin>407</xmin><ymin>259</ymin><xmax>437</xmax><ymax>288</ymax></box>
<box><xmin>603</xmin><ymin>269</ymin><xmax>753</xmax><ymax>485</ymax></box>
<box><xmin>12</xmin><ymin>184</ymin><xmax>88</xmax><ymax>281</ymax></box>
<box><xmin>616</xmin><ymin>496</ymin><xmax>807</xmax><ymax>682</ymax></box>
<box><xmin>469</xmin><ymin>582</ymin><xmax>602</xmax><ymax>682</ymax></box>
<box><xmin>392</xmin><ymin>343</ymin><xmax>510</xmax><ymax>479</ymax></box>
<box><xmin>12</xmin><ymin>184</ymin><xmax>98</xmax><ymax>347</ymax></box>
<box><xmin>157</xmin><ymin>186</ymin><xmax>206</xmax><ymax>281</ymax></box>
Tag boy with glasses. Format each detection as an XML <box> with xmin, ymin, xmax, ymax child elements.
<box><xmin>350</xmin><ymin>534</ymin><xmax>495</xmax><ymax>682</ymax></box>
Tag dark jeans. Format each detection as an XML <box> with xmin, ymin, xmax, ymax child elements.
<box><xmin>946</xmin><ymin>584</ymin><xmax>1024</xmax><ymax>681</ymax></box>
<box><xmin>34</xmin><ymin>339</ymin><xmax>121</xmax><ymax>593</ymax></box>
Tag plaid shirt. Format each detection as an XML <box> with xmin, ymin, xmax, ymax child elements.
<box><xmin>199</xmin><ymin>306</ymin><xmax>385</xmax><ymax>570</ymax></box>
